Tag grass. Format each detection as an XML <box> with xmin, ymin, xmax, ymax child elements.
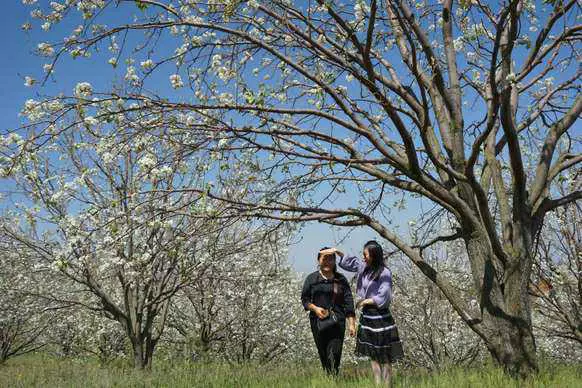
<box><xmin>1</xmin><ymin>355</ymin><xmax>581</xmax><ymax>387</ymax></box>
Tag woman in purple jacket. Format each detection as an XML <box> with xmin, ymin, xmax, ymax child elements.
<box><xmin>321</xmin><ymin>241</ymin><xmax>403</xmax><ymax>386</ymax></box>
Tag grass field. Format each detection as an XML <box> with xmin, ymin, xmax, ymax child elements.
<box><xmin>1</xmin><ymin>355</ymin><xmax>581</xmax><ymax>387</ymax></box>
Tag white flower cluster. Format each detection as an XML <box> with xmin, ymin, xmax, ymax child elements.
<box><xmin>37</xmin><ymin>42</ymin><xmax>55</xmax><ymax>57</ymax></box>
<box><xmin>83</xmin><ymin>116</ymin><xmax>99</xmax><ymax>126</ymax></box>
<box><xmin>217</xmin><ymin>92</ymin><xmax>234</xmax><ymax>104</ymax></box>
<box><xmin>20</xmin><ymin>99</ymin><xmax>62</xmax><ymax>121</ymax></box>
<box><xmin>170</xmin><ymin>74</ymin><xmax>184</xmax><ymax>89</ymax></box>
<box><xmin>138</xmin><ymin>153</ymin><xmax>157</xmax><ymax>171</ymax></box>
<box><xmin>24</xmin><ymin>76</ymin><xmax>36</xmax><ymax>87</ymax></box>
<box><xmin>211</xmin><ymin>54</ymin><xmax>235</xmax><ymax>82</ymax></box>
<box><xmin>125</xmin><ymin>66</ymin><xmax>139</xmax><ymax>85</ymax></box>
<box><xmin>354</xmin><ymin>0</ymin><xmax>370</xmax><ymax>23</ymax></box>
<box><xmin>50</xmin><ymin>1</ymin><xmax>66</xmax><ymax>12</ymax></box>
<box><xmin>74</xmin><ymin>82</ymin><xmax>93</xmax><ymax>98</ymax></box>
<box><xmin>140</xmin><ymin>59</ymin><xmax>154</xmax><ymax>70</ymax></box>
<box><xmin>453</xmin><ymin>37</ymin><xmax>464</xmax><ymax>52</ymax></box>
<box><xmin>76</xmin><ymin>0</ymin><xmax>105</xmax><ymax>19</ymax></box>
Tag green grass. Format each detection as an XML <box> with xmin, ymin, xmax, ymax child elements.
<box><xmin>1</xmin><ymin>355</ymin><xmax>581</xmax><ymax>387</ymax></box>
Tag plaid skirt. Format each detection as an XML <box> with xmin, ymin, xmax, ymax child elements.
<box><xmin>356</xmin><ymin>306</ymin><xmax>404</xmax><ymax>363</ymax></box>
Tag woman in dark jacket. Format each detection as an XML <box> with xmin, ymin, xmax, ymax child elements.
<box><xmin>301</xmin><ymin>247</ymin><xmax>356</xmax><ymax>375</ymax></box>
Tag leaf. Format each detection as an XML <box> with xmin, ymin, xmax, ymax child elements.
<box><xmin>136</xmin><ymin>1</ymin><xmax>149</xmax><ymax>11</ymax></box>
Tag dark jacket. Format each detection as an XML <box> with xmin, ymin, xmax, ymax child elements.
<box><xmin>301</xmin><ymin>271</ymin><xmax>356</xmax><ymax>321</ymax></box>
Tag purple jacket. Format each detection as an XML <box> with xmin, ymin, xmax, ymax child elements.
<box><xmin>338</xmin><ymin>255</ymin><xmax>393</xmax><ymax>308</ymax></box>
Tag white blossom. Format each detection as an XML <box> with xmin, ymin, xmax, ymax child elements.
<box><xmin>140</xmin><ymin>59</ymin><xmax>154</xmax><ymax>70</ymax></box>
<box><xmin>217</xmin><ymin>92</ymin><xmax>234</xmax><ymax>104</ymax></box>
<box><xmin>83</xmin><ymin>116</ymin><xmax>99</xmax><ymax>126</ymax></box>
<box><xmin>124</xmin><ymin>66</ymin><xmax>139</xmax><ymax>85</ymax></box>
<box><xmin>37</xmin><ymin>42</ymin><xmax>55</xmax><ymax>57</ymax></box>
<box><xmin>506</xmin><ymin>73</ymin><xmax>517</xmax><ymax>83</ymax></box>
<box><xmin>74</xmin><ymin>82</ymin><xmax>93</xmax><ymax>98</ymax></box>
<box><xmin>170</xmin><ymin>74</ymin><xmax>184</xmax><ymax>89</ymax></box>
<box><xmin>24</xmin><ymin>76</ymin><xmax>36</xmax><ymax>87</ymax></box>
<box><xmin>354</xmin><ymin>0</ymin><xmax>370</xmax><ymax>23</ymax></box>
<box><xmin>453</xmin><ymin>37</ymin><xmax>465</xmax><ymax>52</ymax></box>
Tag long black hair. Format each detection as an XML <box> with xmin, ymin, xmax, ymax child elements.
<box><xmin>363</xmin><ymin>240</ymin><xmax>385</xmax><ymax>279</ymax></box>
<box><xmin>317</xmin><ymin>246</ymin><xmax>339</xmax><ymax>275</ymax></box>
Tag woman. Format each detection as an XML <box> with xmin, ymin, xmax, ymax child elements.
<box><xmin>325</xmin><ymin>241</ymin><xmax>404</xmax><ymax>386</ymax></box>
<box><xmin>301</xmin><ymin>247</ymin><xmax>356</xmax><ymax>375</ymax></box>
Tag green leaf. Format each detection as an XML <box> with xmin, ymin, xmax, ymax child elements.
<box><xmin>136</xmin><ymin>1</ymin><xmax>149</xmax><ymax>11</ymax></box>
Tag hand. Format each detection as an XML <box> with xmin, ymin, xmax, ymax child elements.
<box><xmin>314</xmin><ymin>306</ymin><xmax>329</xmax><ymax>320</ymax></box>
<box><xmin>356</xmin><ymin>299</ymin><xmax>370</xmax><ymax>309</ymax></box>
<box><xmin>319</xmin><ymin>247</ymin><xmax>344</xmax><ymax>258</ymax></box>
<box><xmin>349</xmin><ymin>323</ymin><xmax>357</xmax><ymax>337</ymax></box>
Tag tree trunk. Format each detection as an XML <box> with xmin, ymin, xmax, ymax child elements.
<box><xmin>466</xmin><ymin>229</ymin><xmax>538</xmax><ymax>378</ymax></box>
<box><xmin>485</xmin><ymin>319</ymin><xmax>537</xmax><ymax>378</ymax></box>
<box><xmin>131</xmin><ymin>337</ymin><xmax>145</xmax><ymax>369</ymax></box>
<box><xmin>144</xmin><ymin>334</ymin><xmax>156</xmax><ymax>370</ymax></box>
<box><xmin>130</xmin><ymin>337</ymin><xmax>155</xmax><ymax>370</ymax></box>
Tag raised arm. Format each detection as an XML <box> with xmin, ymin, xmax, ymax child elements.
<box><xmin>319</xmin><ymin>247</ymin><xmax>364</xmax><ymax>273</ymax></box>
<box><xmin>338</xmin><ymin>254</ymin><xmax>365</xmax><ymax>273</ymax></box>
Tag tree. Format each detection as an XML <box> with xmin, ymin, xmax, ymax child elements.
<box><xmin>391</xmin><ymin>244</ymin><xmax>486</xmax><ymax>370</ymax></box>
<box><xmin>167</xmin><ymin>230</ymin><xmax>306</xmax><ymax>363</ymax></box>
<box><xmin>46</xmin><ymin>305</ymin><xmax>127</xmax><ymax>364</ymax></box>
<box><xmin>531</xmin><ymin>190</ymin><xmax>581</xmax><ymax>360</ymax></box>
<box><xmin>6</xmin><ymin>0</ymin><xmax>581</xmax><ymax>377</ymax></box>
<box><xmin>0</xmin><ymin>234</ymin><xmax>61</xmax><ymax>364</ymax></box>
<box><xmin>1</xmin><ymin>104</ymin><xmax>221</xmax><ymax>368</ymax></box>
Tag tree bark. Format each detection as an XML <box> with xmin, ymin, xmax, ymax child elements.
<box><xmin>465</xmin><ymin>227</ymin><xmax>538</xmax><ymax>378</ymax></box>
<box><xmin>130</xmin><ymin>335</ymin><xmax>155</xmax><ymax>370</ymax></box>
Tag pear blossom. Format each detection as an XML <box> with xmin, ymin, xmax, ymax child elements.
<box><xmin>124</xmin><ymin>66</ymin><xmax>139</xmax><ymax>84</ymax></box>
<box><xmin>37</xmin><ymin>42</ymin><xmax>54</xmax><ymax>56</ymax></box>
<box><xmin>170</xmin><ymin>74</ymin><xmax>184</xmax><ymax>89</ymax></box>
<box><xmin>74</xmin><ymin>82</ymin><xmax>93</xmax><ymax>98</ymax></box>
<box><xmin>83</xmin><ymin>116</ymin><xmax>99</xmax><ymax>126</ymax></box>
<box><xmin>453</xmin><ymin>37</ymin><xmax>464</xmax><ymax>52</ymax></box>
<box><xmin>140</xmin><ymin>59</ymin><xmax>154</xmax><ymax>70</ymax></box>
<box><xmin>24</xmin><ymin>76</ymin><xmax>36</xmax><ymax>87</ymax></box>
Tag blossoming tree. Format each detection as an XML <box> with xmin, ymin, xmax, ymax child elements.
<box><xmin>5</xmin><ymin>0</ymin><xmax>581</xmax><ymax>376</ymax></box>
<box><xmin>166</xmin><ymin>227</ymin><xmax>308</xmax><ymax>363</ymax></box>
<box><xmin>0</xmin><ymin>234</ymin><xmax>62</xmax><ymax>364</ymax></box>
<box><xmin>1</xmin><ymin>98</ymin><xmax>230</xmax><ymax>368</ymax></box>
<box><xmin>391</xmin><ymin>243</ymin><xmax>486</xmax><ymax>370</ymax></box>
<box><xmin>531</xmin><ymin>187</ymin><xmax>581</xmax><ymax>360</ymax></box>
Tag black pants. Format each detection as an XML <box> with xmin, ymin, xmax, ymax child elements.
<box><xmin>310</xmin><ymin>318</ymin><xmax>345</xmax><ymax>375</ymax></box>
